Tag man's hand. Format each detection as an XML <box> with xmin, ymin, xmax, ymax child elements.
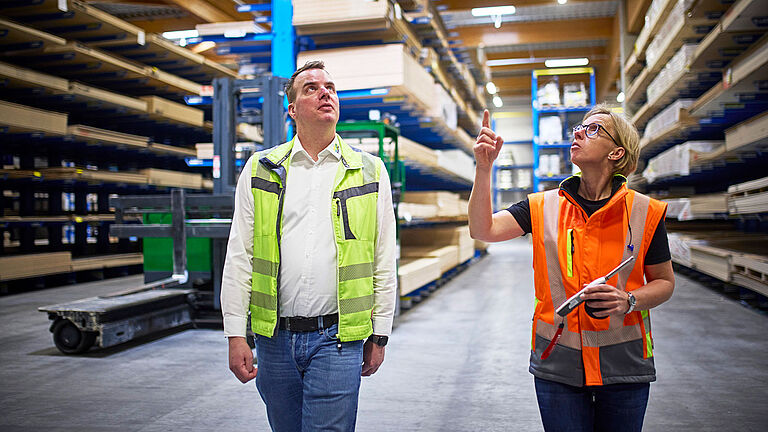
<box><xmin>361</xmin><ymin>340</ymin><xmax>385</xmax><ymax>377</ymax></box>
<box><xmin>580</xmin><ymin>284</ymin><xmax>630</xmax><ymax>317</ymax></box>
<box><xmin>474</xmin><ymin>109</ymin><xmax>504</xmax><ymax>171</ymax></box>
<box><xmin>228</xmin><ymin>336</ymin><xmax>258</xmax><ymax>383</ymax></box>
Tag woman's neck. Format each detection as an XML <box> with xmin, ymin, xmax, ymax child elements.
<box><xmin>577</xmin><ymin>170</ymin><xmax>614</xmax><ymax>201</ymax></box>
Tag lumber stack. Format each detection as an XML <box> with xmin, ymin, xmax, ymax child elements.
<box><xmin>402</xmin><ymin>191</ymin><xmax>462</xmax><ymax>218</ymax></box>
<box><xmin>141</xmin><ymin>168</ymin><xmax>204</xmax><ymax>189</ymax></box>
<box><xmin>0</xmin><ymin>100</ymin><xmax>67</xmax><ymax>135</ymax></box>
<box><xmin>401</xmin><ymin>225</ymin><xmax>474</xmax><ymax>263</ymax></box>
<box><xmin>724</xmin><ymin>109</ymin><xmax>768</xmax><ymax>153</ymax></box>
<box><xmin>67</xmin><ymin>125</ymin><xmax>150</xmax><ymax>149</ymax></box>
<box><xmin>643</xmin><ymin>141</ymin><xmax>724</xmax><ymax>183</ymax></box>
<box><xmin>398</xmin><ymin>258</ymin><xmax>441</xmax><ymax>296</ymax></box>
<box><xmin>141</xmin><ymin>96</ymin><xmax>205</xmax><ymax>127</ymax></box>
<box><xmin>727</xmin><ymin>176</ymin><xmax>768</xmax><ymax>215</ymax></box>
<box><xmin>663</xmin><ymin>193</ymin><xmax>728</xmax><ymax>220</ymax></box>
<box><xmin>401</xmin><ymin>245</ymin><xmax>459</xmax><ymax>274</ymax></box>
<box><xmin>0</xmin><ymin>252</ymin><xmax>72</xmax><ymax>281</ymax></box>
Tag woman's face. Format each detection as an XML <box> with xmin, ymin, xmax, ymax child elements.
<box><xmin>570</xmin><ymin>113</ymin><xmax>622</xmax><ymax>172</ymax></box>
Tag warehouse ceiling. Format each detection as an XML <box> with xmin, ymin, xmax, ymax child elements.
<box><xmin>88</xmin><ymin>0</ymin><xmax>653</xmax><ymax>108</ymax></box>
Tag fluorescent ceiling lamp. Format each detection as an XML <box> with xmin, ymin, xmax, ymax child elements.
<box><xmin>486</xmin><ymin>82</ymin><xmax>498</xmax><ymax>94</ymax></box>
<box><xmin>545</xmin><ymin>58</ymin><xmax>589</xmax><ymax>68</ymax></box>
<box><xmin>493</xmin><ymin>96</ymin><xmax>503</xmax><ymax>108</ymax></box>
<box><xmin>616</xmin><ymin>92</ymin><xmax>626</xmax><ymax>103</ymax></box>
<box><xmin>471</xmin><ymin>6</ymin><xmax>516</xmax><ymax>16</ymax></box>
<box><xmin>162</xmin><ymin>29</ymin><xmax>199</xmax><ymax>39</ymax></box>
<box><xmin>558</xmin><ymin>0</ymin><xmax>567</xmax><ymax>4</ymax></box>
<box><xmin>487</xmin><ymin>57</ymin><xmax>545</xmax><ymax>67</ymax></box>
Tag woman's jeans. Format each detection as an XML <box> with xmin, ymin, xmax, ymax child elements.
<box><xmin>535</xmin><ymin>377</ymin><xmax>650</xmax><ymax>432</ymax></box>
<box><xmin>255</xmin><ymin>323</ymin><xmax>364</xmax><ymax>432</ymax></box>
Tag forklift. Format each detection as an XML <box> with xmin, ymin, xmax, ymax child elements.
<box><xmin>39</xmin><ymin>76</ymin><xmax>288</xmax><ymax>353</ymax></box>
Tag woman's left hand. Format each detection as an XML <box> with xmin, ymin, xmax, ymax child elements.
<box><xmin>580</xmin><ymin>284</ymin><xmax>629</xmax><ymax>317</ymax></box>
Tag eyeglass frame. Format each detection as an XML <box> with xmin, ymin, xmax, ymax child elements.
<box><xmin>573</xmin><ymin>123</ymin><xmax>620</xmax><ymax>147</ymax></box>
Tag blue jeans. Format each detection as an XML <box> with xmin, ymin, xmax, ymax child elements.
<box><xmin>254</xmin><ymin>323</ymin><xmax>364</xmax><ymax>432</ymax></box>
<box><xmin>534</xmin><ymin>377</ymin><xmax>650</xmax><ymax>432</ymax></box>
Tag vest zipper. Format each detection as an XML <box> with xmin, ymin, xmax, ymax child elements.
<box><xmin>567</xmin><ymin>229</ymin><xmax>574</xmax><ymax>278</ymax></box>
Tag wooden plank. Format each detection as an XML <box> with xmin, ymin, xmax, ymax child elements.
<box><xmin>69</xmin><ymin>82</ymin><xmax>148</xmax><ymax>113</ymax></box>
<box><xmin>0</xmin><ymin>0</ymin><xmax>145</xmax><ymax>47</ymax></box>
<box><xmin>150</xmin><ymin>143</ymin><xmax>197</xmax><ymax>158</ymax></box>
<box><xmin>141</xmin><ymin>95</ymin><xmax>204</xmax><ymax>127</ymax></box>
<box><xmin>0</xmin><ymin>252</ymin><xmax>72</xmax><ymax>281</ymax></box>
<box><xmin>0</xmin><ymin>60</ymin><xmax>69</xmax><ymax>92</ymax></box>
<box><xmin>402</xmin><ymin>245</ymin><xmax>459</xmax><ymax>274</ymax></box>
<box><xmin>70</xmin><ymin>253</ymin><xmax>143</xmax><ymax>272</ymax></box>
<box><xmin>67</xmin><ymin>125</ymin><xmax>149</xmax><ymax>149</ymax></box>
<box><xmin>39</xmin><ymin>167</ymin><xmax>148</xmax><ymax>185</ymax></box>
<box><xmin>0</xmin><ymin>100</ymin><xmax>67</xmax><ymax>135</ymax></box>
<box><xmin>398</xmin><ymin>257</ymin><xmax>441</xmax><ymax>295</ymax></box>
<box><xmin>724</xmin><ymin>105</ymin><xmax>768</xmax><ymax>153</ymax></box>
<box><xmin>141</xmin><ymin>168</ymin><xmax>203</xmax><ymax>189</ymax></box>
<box><xmin>0</xmin><ymin>17</ymin><xmax>67</xmax><ymax>53</ymax></box>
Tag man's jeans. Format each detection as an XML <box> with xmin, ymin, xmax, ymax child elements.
<box><xmin>255</xmin><ymin>323</ymin><xmax>364</xmax><ymax>432</ymax></box>
<box><xmin>534</xmin><ymin>377</ymin><xmax>650</xmax><ymax>432</ymax></box>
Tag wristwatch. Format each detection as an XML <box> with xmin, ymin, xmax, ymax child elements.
<box><xmin>625</xmin><ymin>292</ymin><xmax>637</xmax><ymax>314</ymax></box>
<box><xmin>367</xmin><ymin>334</ymin><xmax>388</xmax><ymax>347</ymax></box>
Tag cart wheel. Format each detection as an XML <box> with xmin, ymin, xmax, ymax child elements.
<box><xmin>52</xmin><ymin>319</ymin><xmax>96</xmax><ymax>354</ymax></box>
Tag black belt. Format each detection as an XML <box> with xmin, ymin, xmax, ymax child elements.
<box><xmin>278</xmin><ymin>314</ymin><xmax>338</xmax><ymax>332</ymax></box>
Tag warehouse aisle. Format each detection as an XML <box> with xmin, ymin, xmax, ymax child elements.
<box><xmin>1</xmin><ymin>238</ymin><xmax>767</xmax><ymax>431</ymax></box>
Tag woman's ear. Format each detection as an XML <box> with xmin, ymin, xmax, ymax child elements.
<box><xmin>609</xmin><ymin>147</ymin><xmax>625</xmax><ymax>160</ymax></box>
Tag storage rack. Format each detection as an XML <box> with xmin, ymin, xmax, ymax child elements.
<box><xmin>0</xmin><ymin>1</ymin><xmax>238</xmax><ymax>292</ymax></box>
<box><xmin>624</xmin><ymin>0</ymin><xmax>768</xmax><ymax>300</ymax></box>
<box><xmin>531</xmin><ymin>67</ymin><xmax>596</xmax><ymax>192</ymax></box>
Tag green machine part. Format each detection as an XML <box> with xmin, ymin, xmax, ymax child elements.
<box><xmin>142</xmin><ymin>213</ymin><xmax>212</xmax><ymax>273</ymax></box>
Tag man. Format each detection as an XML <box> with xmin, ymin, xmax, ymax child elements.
<box><xmin>221</xmin><ymin>60</ymin><xmax>397</xmax><ymax>432</ymax></box>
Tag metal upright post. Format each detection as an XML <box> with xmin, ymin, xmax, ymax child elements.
<box><xmin>170</xmin><ymin>189</ymin><xmax>187</xmax><ymax>280</ymax></box>
<box><xmin>213</xmin><ymin>77</ymin><xmax>237</xmax><ymax>195</ymax></box>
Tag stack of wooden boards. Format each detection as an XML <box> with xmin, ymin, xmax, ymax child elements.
<box><xmin>398</xmin><ymin>225</ymin><xmax>487</xmax><ymax>296</ymax></box>
<box><xmin>350</xmin><ymin>136</ymin><xmax>474</xmax><ymax>185</ymax></box>
<box><xmin>0</xmin><ymin>252</ymin><xmax>143</xmax><ymax>282</ymax></box>
<box><xmin>399</xmin><ymin>191</ymin><xmax>468</xmax><ymax>220</ymax></box>
<box><xmin>668</xmin><ymin>230</ymin><xmax>768</xmax><ymax>297</ymax></box>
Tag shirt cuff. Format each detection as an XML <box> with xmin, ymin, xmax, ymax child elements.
<box><xmin>372</xmin><ymin>315</ymin><xmax>393</xmax><ymax>337</ymax></box>
<box><xmin>223</xmin><ymin>315</ymin><xmax>248</xmax><ymax>338</ymax></box>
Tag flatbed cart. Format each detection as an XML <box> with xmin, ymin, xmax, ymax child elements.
<box><xmin>39</xmin><ymin>189</ymin><xmax>234</xmax><ymax>354</ymax></box>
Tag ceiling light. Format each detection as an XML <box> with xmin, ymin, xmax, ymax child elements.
<box><xmin>486</xmin><ymin>82</ymin><xmax>498</xmax><ymax>94</ymax></box>
<box><xmin>545</xmin><ymin>58</ymin><xmax>589</xmax><ymax>68</ymax></box>
<box><xmin>487</xmin><ymin>57</ymin><xmax>545</xmax><ymax>67</ymax></box>
<box><xmin>493</xmin><ymin>96</ymin><xmax>503</xmax><ymax>108</ymax></box>
<box><xmin>558</xmin><ymin>0</ymin><xmax>568</xmax><ymax>4</ymax></box>
<box><xmin>471</xmin><ymin>6</ymin><xmax>516</xmax><ymax>16</ymax></box>
<box><xmin>162</xmin><ymin>29</ymin><xmax>199</xmax><ymax>40</ymax></box>
<box><xmin>616</xmin><ymin>92</ymin><xmax>626</xmax><ymax>103</ymax></box>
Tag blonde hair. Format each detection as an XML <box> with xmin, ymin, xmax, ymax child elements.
<box><xmin>582</xmin><ymin>104</ymin><xmax>640</xmax><ymax>177</ymax></box>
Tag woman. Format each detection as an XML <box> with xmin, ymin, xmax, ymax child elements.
<box><xmin>468</xmin><ymin>105</ymin><xmax>674</xmax><ymax>431</ymax></box>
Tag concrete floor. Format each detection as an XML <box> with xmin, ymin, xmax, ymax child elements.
<box><xmin>1</xmin><ymin>238</ymin><xmax>767</xmax><ymax>431</ymax></box>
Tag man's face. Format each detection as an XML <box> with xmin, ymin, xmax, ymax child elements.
<box><xmin>288</xmin><ymin>68</ymin><xmax>339</xmax><ymax>127</ymax></box>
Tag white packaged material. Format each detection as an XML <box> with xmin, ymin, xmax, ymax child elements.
<box><xmin>539</xmin><ymin>116</ymin><xmax>563</xmax><ymax>144</ymax></box>
<box><xmin>643</xmin><ymin>140</ymin><xmax>723</xmax><ymax>183</ymax></box>
<box><xmin>643</xmin><ymin>99</ymin><xmax>695</xmax><ymax>140</ymax></box>
<box><xmin>563</xmin><ymin>82</ymin><xmax>587</xmax><ymax>107</ymax></box>
<box><xmin>537</xmin><ymin>81</ymin><xmax>560</xmax><ymax>106</ymax></box>
<box><xmin>646</xmin><ymin>44</ymin><xmax>697</xmax><ymax>103</ymax></box>
<box><xmin>436</xmin><ymin>149</ymin><xmax>474</xmax><ymax>182</ymax></box>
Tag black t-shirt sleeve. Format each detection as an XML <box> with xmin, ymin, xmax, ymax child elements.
<box><xmin>506</xmin><ymin>198</ymin><xmax>532</xmax><ymax>234</ymax></box>
<box><xmin>644</xmin><ymin>218</ymin><xmax>671</xmax><ymax>265</ymax></box>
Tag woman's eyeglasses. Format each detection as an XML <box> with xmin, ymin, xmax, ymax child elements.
<box><xmin>573</xmin><ymin>123</ymin><xmax>619</xmax><ymax>146</ymax></box>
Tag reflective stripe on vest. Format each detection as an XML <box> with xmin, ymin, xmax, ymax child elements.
<box><xmin>248</xmin><ymin>136</ymin><xmax>380</xmax><ymax>342</ymax></box>
<box><xmin>531</xmin><ymin>184</ymin><xmax>661</xmax><ymax>386</ymax></box>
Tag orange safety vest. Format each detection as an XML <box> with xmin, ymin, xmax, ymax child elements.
<box><xmin>528</xmin><ymin>177</ymin><xmax>667</xmax><ymax>387</ymax></box>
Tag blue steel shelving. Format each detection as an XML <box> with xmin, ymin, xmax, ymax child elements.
<box><xmin>531</xmin><ymin>67</ymin><xmax>596</xmax><ymax>192</ymax></box>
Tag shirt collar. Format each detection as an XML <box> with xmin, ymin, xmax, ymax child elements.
<box><xmin>560</xmin><ymin>174</ymin><xmax>626</xmax><ymax>201</ymax></box>
<box><xmin>291</xmin><ymin>135</ymin><xmax>341</xmax><ymax>162</ymax></box>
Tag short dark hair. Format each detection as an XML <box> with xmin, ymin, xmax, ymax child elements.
<box><xmin>284</xmin><ymin>60</ymin><xmax>326</xmax><ymax>103</ymax></box>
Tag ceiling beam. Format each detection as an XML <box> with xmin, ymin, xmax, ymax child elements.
<box><xmin>164</xmin><ymin>0</ymin><xmax>235</xmax><ymax>23</ymax></box>
<box><xmin>596</xmin><ymin>15</ymin><xmax>621</xmax><ymax>102</ymax></box>
<box><xmin>129</xmin><ymin>17</ymin><xmax>205</xmax><ymax>33</ymax></box>
<box><xmin>436</xmin><ymin>0</ymin><xmax>611</xmax><ymax>10</ymax></box>
<box><xmin>626</xmin><ymin>0</ymin><xmax>652</xmax><ymax>34</ymax></box>
<box><xmin>451</xmin><ymin>17</ymin><xmax>614</xmax><ymax>48</ymax></box>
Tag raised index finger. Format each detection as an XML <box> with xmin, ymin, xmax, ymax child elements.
<box><xmin>482</xmin><ymin>109</ymin><xmax>490</xmax><ymax>129</ymax></box>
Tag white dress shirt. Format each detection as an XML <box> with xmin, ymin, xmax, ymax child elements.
<box><xmin>221</xmin><ymin>135</ymin><xmax>397</xmax><ymax>337</ymax></box>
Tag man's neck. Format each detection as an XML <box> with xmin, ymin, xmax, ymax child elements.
<box><xmin>296</xmin><ymin>126</ymin><xmax>336</xmax><ymax>161</ymax></box>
